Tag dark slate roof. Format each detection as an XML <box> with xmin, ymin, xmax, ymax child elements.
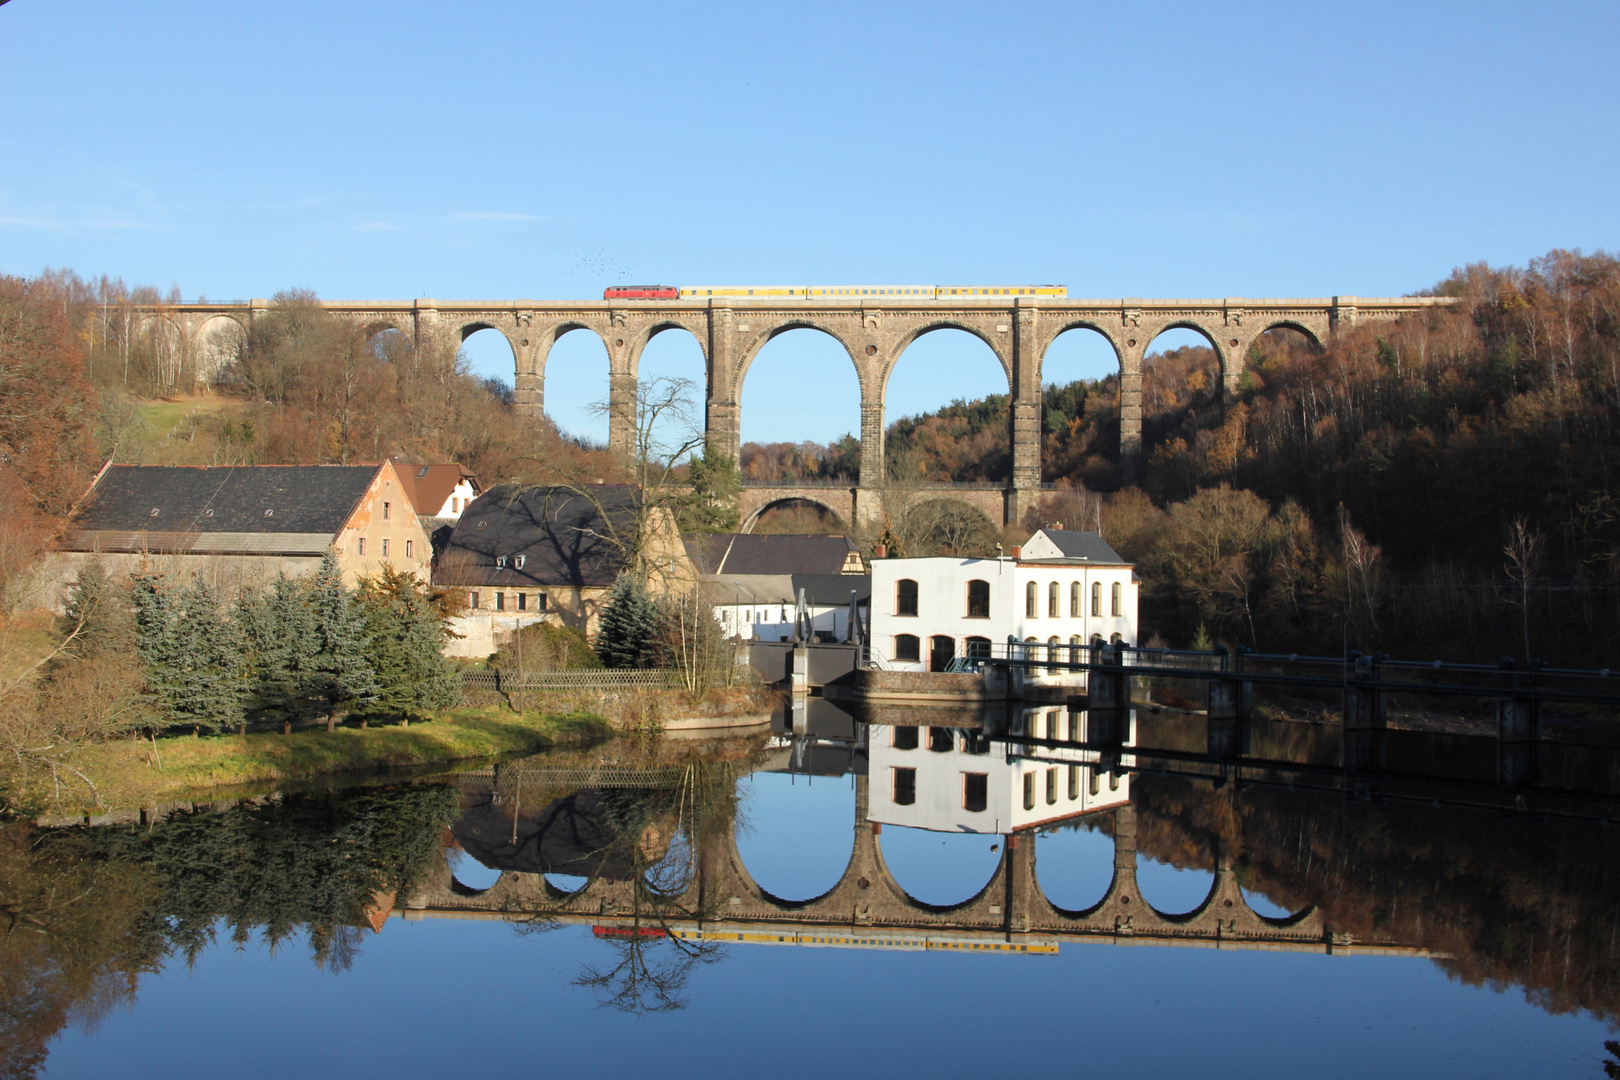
<box><xmin>790</xmin><ymin>573</ymin><xmax>870</xmax><ymax>606</ymax></box>
<box><xmin>1029</xmin><ymin>529</ymin><xmax>1128</xmax><ymax>564</ymax></box>
<box><xmin>683</xmin><ymin>532</ymin><xmax>860</xmax><ymax>575</ymax></box>
<box><xmin>437</xmin><ymin>484</ymin><xmax>640</xmax><ymax>588</ymax></box>
<box><xmin>65</xmin><ymin>464</ymin><xmax>380</xmax><ymax>554</ymax></box>
<box><xmin>451</xmin><ymin>789</ymin><xmax>641</xmax><ymax>879</ymax></box>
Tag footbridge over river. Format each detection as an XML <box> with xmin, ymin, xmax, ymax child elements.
<box><xmin>130</xmin><ymin>294</ymin><xmax>1455</xmax><ymax>526</ymax></box>
<box><xmin>401</xmin><ymin>777</ymin><xmax>1426</xmax><ymax>957</ymax></box>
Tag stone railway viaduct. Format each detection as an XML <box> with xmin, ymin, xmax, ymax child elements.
<box><xmin>403</xmin><ymin>778</ymin><xmax>1424</xmax><ymax>957</ymax></box>
<box><xmin>143</xmin><ymin>293</ymin><xmax>1455</xmax><ymax>527</ymax></box>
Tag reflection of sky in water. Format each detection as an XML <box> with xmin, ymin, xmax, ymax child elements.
<box><xmin>445</xmin><ymin>847</ymin><xmax>501</xmax><ymax>891</ymax></box>
<box><xmin>1135</xmin><ymin>855</ymin><xmax>1217</xmax><ymax>916</ymax></box>
<box><xmin>40</xmin><ymin>769</ymin><xmax>1620</xmax><ymax>1080</ymax></box>
<box><xmin>543</xmin><ymin>873</ymin><xmax>588</xmax><ymax>892</ymax></box>
<box><xmin>878</xmin><ymin>826</ymin><xmax>1001</xmax><ymax>906</ymax></box>
<box><xmin>736</xmin><ymin>771</ymin><xmax>855</xmax><ymax>900</ymax></box>
<box><xmin>1242</xmin><ymin>887</ymin><xmax>1295</xmax><ymax>919</ymax></box>
<box><xmin>1033</xmin><ymin>826</ymin><xmax>1116</xmax><ymax>910</ymax></box>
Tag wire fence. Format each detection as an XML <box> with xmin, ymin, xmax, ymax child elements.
<box><xmin>461</xmin><ymin>669</ymin><xmax>679</xmax><ymax>691</ymax></box>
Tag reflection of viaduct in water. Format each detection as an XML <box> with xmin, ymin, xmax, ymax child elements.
<box><xmin>407</xmin><ymin>775</ymin><xmax>1429</xmax><ymax>957</ymax></box>
<box><xmin>129</xmin><ymin>294</ymin><xmax>1452</xmax><ymax>524</ymax></box>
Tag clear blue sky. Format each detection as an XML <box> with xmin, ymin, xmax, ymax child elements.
<box><xmin>3</xmin><ymin>0</ymin><xmax>1616</xmax><ymax>446</ymax></box>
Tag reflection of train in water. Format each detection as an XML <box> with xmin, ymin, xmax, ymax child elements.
<box><xmin>603</xmin><ymin>284</ymin><xmax>1068</xmax><ymax>300</ymax></box>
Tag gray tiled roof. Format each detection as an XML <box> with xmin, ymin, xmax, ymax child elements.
<box><xmin>1029</xmin><ymin>529</ymin><xmax>1128</xmax><ymax>564</ymax></box>
<box><xmin>437</xmin><ymin>484</ymin><xmax>641</xmax><ymax>588</ymax></box>
<box><xmin>65</xmin><ymin>464</ymin><xmax>380</xmax><ymax>553</ymax></box>
<box><xmin>683</xmin><ymin>532</ymin><xmax>859</xmax><ymax>575</ymax></box>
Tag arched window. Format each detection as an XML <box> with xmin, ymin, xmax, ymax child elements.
<box><xmin>896</xmin><ymin>578</ymin><xmax>918</xmax><ymax>617</ymax></box>
<box><xmin>1091</xmin><ymin>581</ymin><xmax>1102</xmax><ymax>617</ymax></box>
<box><xmin>1025</xmin><ymin>580</ymin><xmax>1038</xmax><ymax>617</ymax></box>
<box><xmin>966</xmin><ymin>579</ymin><xmax>990</xmax><ymax>618</ymax></box>
<box><xmin>1046</xmin><ymin>767</ymin><xmax>1058</xmax><ymax>805</ymax></box>
<box><xmin>1070</xmin><ymin>581</ymin><xmax>1081</xmax><ymax>617</ymax></box>
<box><xmin>892</xmin><ymin>726</ymin><xmax>918</xmax><ymax>750</ymax></box>
<box><xmin>965</xmin><ymin>636</ymin><xmax>992</xmax><ymax>660</ymax></box>
<box><xmin>1069</xmin><ymin>634</ymin><xmax>1083</xmax><ymax>666</ymax></box>
<box><xmin>1047</xmin><ymin>635</ymin><xmax>1062</xmax><ymax>674</ymax></box>
<box><xmin>1110</xmin><ymin>632</ymin><xmax>1123</xmax><ymax>645</ymax></box>
<box><xmin>929</xmin><ymin>635</ymin><xmax>956</xmax><ymax>671</ymax></box>
<box><xmin>1023</xmin><ymin>771</ymin><xmax>1035</xmax><ymax>811</ymax></box>
<box><xmin>894</xmin><ymin>634</ymin><xmax>920</xmax><ymax>663</ymax></box>
<box><xmin>1111</xmin><ymin>580</ymin><xmax>1123</xmax><ymax>617</ymax></box>
<box><xmin>1048</xmin><ymin>581</ymin><xmax>1060</xmax><ymax>618</ymax></box>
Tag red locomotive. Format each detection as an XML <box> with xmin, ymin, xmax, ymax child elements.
<box><xmin>603</xmin><ymin>285</ymin><xmax>679</xmax><ymax>300</ymax></box>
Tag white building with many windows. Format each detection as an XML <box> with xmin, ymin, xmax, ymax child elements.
<box><xmin>867</xmin><ymin>529</ymin><xmax>1137</xmax><ymax>673</ymax></box>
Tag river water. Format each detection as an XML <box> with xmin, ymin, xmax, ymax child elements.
<box><xmin>19</xmin><ymin>705</ymin><xmax>1620</xmax><ymax>1079</ymax></box>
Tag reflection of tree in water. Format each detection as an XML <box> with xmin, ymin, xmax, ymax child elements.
<box><xmin>1133</xmin><ymin>775</ymin><xmax>1620</xmax><ymax>1025</ymax></box>
<box><xmin>477</xmin><ymin>760</ymin><xmax>743</xmax><ymax>1014</ymax></box>
<box><xmin>0</xmin><ymin>782</ymin><xmax>462</xmax><ymax>1080</ymax></box>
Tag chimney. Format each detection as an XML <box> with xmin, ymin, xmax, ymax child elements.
<box><xmin>874</xmin><ymin>544</ymin><xmax>887</xmax><ymax>559</ymax></box>
<box><xmin>1011</xmin><ymin>545</ymin><xmax>1022</xmax><ymax>560</ymax></box>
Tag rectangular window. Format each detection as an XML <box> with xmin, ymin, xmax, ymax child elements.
<box><xmin>1112</xmin><ymin>581</ymin><xmax>1123</xmax><ymax>617</ymax></box>
<box><xmin>1023</xmin><ymin>772</ymin><xmax>1035</xmax><ymax>811</ymax></box>
<box><xmin>1068</xmin><ymin>765</ymin><xmax>1080</xmax><ymax>800</ymax></box>
<box><xmin>1092</xmin><ymin>581</ymin><xmax>1102</xmax><ymax>617</ymax></box>
<box><xmin>1046</xmin><ymin>768</ymin><xmax>1058</xmax><ymax>805</ymax></box>
<box><xmin>383</xmin><ymin>501</ymin><xmax>391</xmax><ymax>520</ymax></box>
<box><xmin>892</xmin><ymin>726</ymin><xmax>919</xmax><ymax>750</ymax></box>
<box><xmin>469</xmin><ymin>591</ymin><xmax>479</xmax><ymax>609</ymax></box>
<box><xmin>495</xmin><ymin>592</ymin><xmax>505</xmax><ymax>612</ymax></box>
<box><xmin>405</xmin><ymin>539</ymin><xmax>414</xmax><ymax>558</ymax></box>
<box><xmin>381</xmin><ymin>538</ymin><xmax>389</xmax><ymax>558</ymax></box>
<box><xmin>538</xmin><ymin>592</ymin><xmax>549</xmax><ymax>613</ymax></box>
<box><xmin>896</xmin><ymin>579</ymin><xmax>918</xmax><ymax>616</ymax></box>
<box><xmin>357</xmin><ymin>537</ymin><xmax>366</xmax><ymax>557</ymax></box>
<box><xmin>517</xmin><ymin>592</ymin><xmax>527</xmax><ymax>612</ymax></box>
<box><xmin>893</xmin><ymin>767</ymin><xmax>916</xmax><ymax>806</ymax></box>
<box><xmin>962</xmin><ymin>772</ymin><xmax>988</xmax><ymax>813</ymax></box>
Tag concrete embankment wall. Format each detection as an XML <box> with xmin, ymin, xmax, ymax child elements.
<box><xmin>851</xmin><ymin>669</ymin><xmax>1000</xmax><ymax>702</ymax></box>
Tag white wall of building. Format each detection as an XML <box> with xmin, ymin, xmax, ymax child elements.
<box><xmin>867</xmin><ymin>556</ymin><xmax>1137</xmax><ymax>672</ymax></box>
<box><xmin>714</xmin><ymin>600</ymin><xmax>863</xmax><ymax>642</ymax></box>
<box><xmin>866</xmin><ymin>713</ymin><xmax>1131</xmax><ymax>834</ymax></box>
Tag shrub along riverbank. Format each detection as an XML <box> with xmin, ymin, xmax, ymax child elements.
<box><xmin>14</xmin><ymin>708</ymin><xmax>611</xmax><ymax>818</ymax></box>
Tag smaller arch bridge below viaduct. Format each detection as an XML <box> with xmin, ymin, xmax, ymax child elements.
<box><xmin>404</xmin><ymin>779</ymin><xmax>1427</xmax><ymax>958</ymax></box>
<box><xmin>134</xmin><ymin>294</ymin><xmax>1456</xmax><ymax>526</ymax></box>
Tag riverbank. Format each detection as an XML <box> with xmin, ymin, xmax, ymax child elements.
<box><xmin>10</xmin><ymin>708</ymin><xmax>612</xmax><ymax>818</ymax></box>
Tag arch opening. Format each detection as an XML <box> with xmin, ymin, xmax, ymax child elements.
<box><xmin>739</xmin><ymin>328</ymin><xmax>862</xmax><ymax>484</ymax></box>
<box><xmin>1041</xmin><ymin>325</ymin><xmax>1122</xmax><ymax>489</ymax></box>
<box><xmin>1134</xmin><ymin>854</ymin><xmax>1216</xmax><ymax>917</ymax></box>
<box><xmin>1033</xmin><ymin>817</ymin><xmax>1117</xmax><ymax>912</ymax></box>
<box><xmin>734</xmin><ymin>770</ymin><xmax>856</xmax><ymax>903</ymax></box>
<box><xmin>460</xmin><ymin>326</ymin><xmax>519</xmax><ymax>406</ymax></box>
<box><xmin>1240</xmin><ymin>885</ymin><xmax>1297</xmax><ymax>920</ymax></box>
<box><xmin>884</xmin><ymin>328</ymin><xmax>1012</xmax><ymax>485</ymax></box>
<box><xmin>892</xmin><ymin>496</ymin><xmax>999</xmax><ymax>558</ymax></box>
<box><xmin>543</xmin><ymin>872</ymin><xmax>589</xmax><ymax>894</ymax></box>
<box><xmin>878</xmin><ymin>826</ymin><xmax>1002</xmax><ymax>908</ymax></box>
<box><xmin>446</xmin><ymin>847</ymin><xmax>503</xmax><ymax>894</ymax></box>
<box><xmin>194</xmin><ymin>315</ymin><xmax>246</xmax><ymax>385</ymax></box>
<box><xmin>747</xmin><ymin>497</ymin><xmax>847</xmax><ymax>535</ymax></box>
<box><xmin>1244</xmin><ymin>323</ymin><xmax>1322</xmax><ymax>392</ymax></box>
<box><xmin>1140</xmin><ymin>327</ymin><xmax>1226</xmax><ymax>498</ymax></box>
<box><xmin>636</xmin><ymin>326</ymin><xmax>710</xmax><ymax>468</ymax></box>
<box><xmin>540</xmin><ymin>327</ymin><xmax>611</xmax><ymax>448</ymax></box>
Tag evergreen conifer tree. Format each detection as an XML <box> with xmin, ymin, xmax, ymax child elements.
<box><xmin>594</xmin><ymin>575</ymin><xmax>663</xmax><ymax>668</ymax></box>
<box><xmin>130</xmin><ymin>570</ymin><xmax>182</xmax><ymax>725</ymax></box>
<box><xmin>241</xmin><ymin>574</ymin><xmax>321</xmax><ymax>733</ymax></box>
<box><xmin>307</xmin><ymin>553</ymin><xmax>379</xmax><ymax>730</ymax></box>
<box><xmin>167</xmin><ymin>576</ymin><xmax>247</xmax><ymax>734</ymax></box>
<box><xmin>357</xmin><ymin>566</ymin><xmax>460</xmax><ymax>718</ymax></box>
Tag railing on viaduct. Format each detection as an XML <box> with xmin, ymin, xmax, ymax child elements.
<box><xmin>125</xmin><ymin>294</ymin><xmax>1459</xmax><ymax>525</ymax></box>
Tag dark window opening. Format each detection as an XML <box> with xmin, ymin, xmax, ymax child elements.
<box><xmin>893</xmin><ymin>726</ymin><xmax>919</xmax><ymax>750</ymax></box>
<box><xmin>896</xmin><ymin>578</ymin><xmax>918</xmax><ymax>617</ymax></box>
<box><xmin>894</xmin><ymin>634</ymin><xmax>920</xmax><ymax>663</ymax></box>
<box><xmin>1023</xmin><ymin>772</ymin><xmax>1035</xmax><ymax>811</ymax></box>
<box><xmin>963</xmin><ymin>772</ymin><xmax>988</xmax><ymax>813</ymax></box>
<box><xmin>468</xmin><ymin>591</ymin><xmax>479</xmax><ymax>609</ymax></box>
<box><xmin>516</xmin><ymin>593</ymin><xmax>526</xmax><ymax>612</ymax></box>
<box><xmin>893</xmin><ymin>767</ymin><xmax>916</xmax><ymax>806</ymax></box>
<box><xmin>495</xmin><ymin>592</ymin><xmax>505</xmax><ymax>612</ymax></box>
<box><xmin>965</xmin><ymin>636</ymin><xmax>991</xmax><ymax>660</ymax></box>
<box><xmin>929</xmin><ymin>635</ymin><xmax>955</xmax><ymax>672</ymax></box>
<box><xmin>966</xmin><ymin>579</ymin><xmax>990</xmax><ymax>618</ymax></box>
<box><xmin>928</xmin><ymin>727</ymin><xmax>954</xmax><ymax>753</ymax></box>
<box><xmin>1046</xmin><ymin>768</ymin><xmax>1058</xmax><ymax>805</ymax></box>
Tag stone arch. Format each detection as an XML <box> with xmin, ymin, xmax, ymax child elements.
<box><xmin>1253</xmin><ymin>318</ymin><xmax>1324</xmax><ymax>350</ymax></box>
<box><xmin>730</xmin><ymin>319</ymin><xmax>863</xmax><ymax>402</ymax></box>
<box><xmin>626</xmin><ymin>319</ymin><xmax>711</xmax><ymax>381</ymax></box>
<box><xmin>880</xmin><ymin>318</ymin><xmax>1013</xmax><ymax>394</ymax></box>
<box><xmin>1035</xmin><ymin>319</ymin><xmax>1127</xmax><ymax>382</ymax></box>
<box><xmin>740</xmin><ymin>494</ymin><xmax>849</xmax><ymax>534</ymax></box>
<box><xmin>192</xmin><ymin>314</ymin><xmax>247</xmax><ymax>383</ymax></box>
<box><xmin>530</xmin><ymin>319</ymin><xmax>609</xmax><ymax>376</ymax></box>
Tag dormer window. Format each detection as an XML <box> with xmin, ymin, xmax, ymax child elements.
<box><xmin>148</xmin><ymin>507</ymin><xmax>161</xmax><ymax>517</ymax></box>
<box><xmin>514</xmin><ymin>554</ymin><xmax>526</xmax><ymax>569</ymax></box>
<box><xmin>476</xmin><ymin>520</ymin><xmax>487</xmax><ymax>529</ymax></box>
<box><xmin>263</xmin><ymin>509</ymin><xmax>274</xmax><ymax>518</ymax></box>
<box><xmin>495</xmin><ymin>555</ymin><xmax>507</xmax><ymax>568</ymax></box>
<box><xmin>203</xmin><ymin>508</ymin><xmax>215</xmax><ymax>518</ymax></box>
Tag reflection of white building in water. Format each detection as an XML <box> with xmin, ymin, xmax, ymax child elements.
<box><xmin>867</xmin><ymin>529</ymin><xmax>1137</xmax><ymax>674</ymax></box>
<box><xmin>866</xmin><ymin>707</ymin><xmax>1132</xmax><ymax>835</ymax></box>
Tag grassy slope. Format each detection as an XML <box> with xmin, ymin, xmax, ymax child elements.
<box><xmin>52</xmin><ymin>709</ymin><xmax>609</xmax><ymax>815</ymax></box>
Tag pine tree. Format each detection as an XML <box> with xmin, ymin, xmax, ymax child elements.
<box><xmin>594</xmin><ymin>575</ymin><xmax>663</xmax><ymax>669</ymax></box>
<box><xmin>307</xmin><ymin>553</ymin><xmax>379</xmax><ymax>731</ymax></box>
<box><xmin>130</xmin><ymin>570</ymin><xmax>182</xmax><ymax>726</ymax></box>
<box><xmin>678</xmin><ymin>446</ymin><xmax>742</xmax><ymax>533</ymax></box>
<box><xmin>357</xmin><ymin>566</ymin><xmax>461</xmax><ymax>718</ymax></box>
